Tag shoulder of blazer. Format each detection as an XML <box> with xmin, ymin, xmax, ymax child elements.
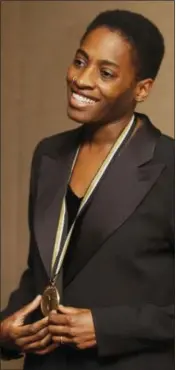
<box><xmin>154</xmin><ymin>132</ymin><xmax>174</xmax><ymax>169</ymax></box>
<box><xmin>34</xmin><ymin>126</ymin><xmax>81</xmax><ymax>158</ymax></box>
<box><xmin>30</xmin><ymin>126</ymin><xmax>82</xmax><ymax>170</ymax></box>
<box><xmin>135</xmin><ymin>113</ymin><xmax>174</xmax><ymax>168</ymax></box>
<box><xmin>28</xmin><ymin>127</ymin><xmax>81</xmax><ymax>200</ymax></box>
<box><xmin>154</xmin><ymin>133</ymin><xmax>174</xmax><ymax>239</ymax></box>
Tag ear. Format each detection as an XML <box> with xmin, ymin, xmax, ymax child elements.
<box><xmin>135</xmin><ymin>78</ymin><xmax>154</xmax><ymax>103</ymax></box>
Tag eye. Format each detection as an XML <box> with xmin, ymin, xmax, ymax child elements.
<box><xmin>100</xmin><ymin>69</ymin><xmax>115</xmax><ymax>80</ymax></box>
<box><xmin>73</xmin><ymin>58</ymin><xmax>86</xmax><ymax>68</ymax></box>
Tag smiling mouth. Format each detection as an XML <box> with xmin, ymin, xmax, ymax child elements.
<box><xmin>69</xmin><ymin>91</ymin><xmax>98</xmax><ymax>109</ymax></box>
<box><xmin>73</xmin><ymin>92</ymin><xmax>96</xmax><ymax>104</ymax></box>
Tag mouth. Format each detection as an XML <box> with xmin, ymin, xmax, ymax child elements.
<box><xmin>68</xmin><ymin>89</ymin><xmax>99</xmax><ymax>109</ymax></box>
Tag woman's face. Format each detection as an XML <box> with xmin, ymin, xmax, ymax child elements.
<box><xmin>66</xmin><ymin>27</ymin><xmax>139</xmax><ymax>125</ymax></box>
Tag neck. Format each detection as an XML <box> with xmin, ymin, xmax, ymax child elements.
<box><xmin>82</xmin><ymin>112</ymin><xmax>135</xmax><ymax>148</ymax></box>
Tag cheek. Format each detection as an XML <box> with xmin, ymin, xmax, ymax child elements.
<box><xmin>99</xmin><ymin>79</ymin><xmax>123</xmax><ymax>102</ymax></box>
<box><xmin>100</xmin><ymin>81</ymin><xmax>135</xmax><ymax>105</ymax></box>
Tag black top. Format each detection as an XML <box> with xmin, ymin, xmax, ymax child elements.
<box><xmin>63</xmin><ymin>185</ymin><xmax>83</xmax><ymax>273</ymax></box>
<box><xmin>66</xmin><ymin>185</ymin><xmax>83</xmax><ymax>231</ymax></box>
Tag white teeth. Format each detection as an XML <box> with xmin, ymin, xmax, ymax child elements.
<box><xmin>72</xmin><ymin>92</ymin><xmax>95</xmax><ymax>105</ymax></box>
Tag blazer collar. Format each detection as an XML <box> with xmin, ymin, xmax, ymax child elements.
<box><xmin>33</xmin><ymin>127</ymin><xmax>81</xmax><ymax>279</ymax></box>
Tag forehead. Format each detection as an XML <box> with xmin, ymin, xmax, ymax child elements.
<box><xmin>80</xmin><ymin>27</ymin><xmax>132</xmax><ymax>64</ymax></box>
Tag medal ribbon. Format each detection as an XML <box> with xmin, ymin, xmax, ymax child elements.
<box><xmin>50</xmin><ymin>114</ymin><xmax>135</xmax><ymax>284</ymax></box>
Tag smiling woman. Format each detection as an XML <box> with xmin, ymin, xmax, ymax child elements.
<box><xmin>1</xmin><ymin>7</ymin><xmax>174</xmax><ymax>370</ymax></box>
<box><xmin>67</xmin><ymin>28</ymin><xmax>138</xmax><ymax>125</ymax></box>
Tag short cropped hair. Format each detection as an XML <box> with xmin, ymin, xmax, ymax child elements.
<box><xmin>81</xmin><ymin>9</ymin><xmax>165</xmax><ymax>81</ymax></box>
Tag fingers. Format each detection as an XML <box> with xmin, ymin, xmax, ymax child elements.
<box><xmin>48</xmin><ymin>325</ymin><xmax>70</xmax><ymax>336</ymax></box>
<box><xmin>76</xmin><ymin>339</ymin><xmax>96</xmax><ymax>350</ymax></box>
<box><xmin>35</xmin><ymin>343</ymin><xmax>59</xmax><ymax>355</ymax></box>
<box><xmin>51</xmin><ymin>335</ymin><xmax>96</xmax><ymax>350</ymax></box>
<box><xmin>52</xmin><ymin>335</ymin><xmax>73</xmax><ymax>344</ymax></box>
<box><xmin>48</xmin><ymin>307</ymin><xmax>97</xmax><ymax>352</ymax></box>
<box><xmin>23</xmin><ymin>333</ymin><xmax>52</xmax><ymax>352</ymax></box>
<box><xmin>58</xmin><ymin>305</ymin><xmax>80</xmax><ymax>314</ymax></box>
<box><xmin>48</xmin><ymin>312</ymin><xmax>70</xmax><ymax>326</ymax></box>
<box><xmin>15</xmin><ymin>327</ymin><xmax>49</xmax><ymax>347</ymax></box>
<box><xmin>13</xmin><ymin>317</ymin><xmax>48</xmax><ymax>338</ymax></box>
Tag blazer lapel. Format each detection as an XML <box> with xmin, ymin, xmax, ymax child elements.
<box><xmin>64</xmin><ymin>117</ymin><xmax>165</xmax><ymax>287</ymax></box>
<box><xmin>34</xmin><ymin>129</ymin><xmax>81</xmax><ymax>278</ymax></box>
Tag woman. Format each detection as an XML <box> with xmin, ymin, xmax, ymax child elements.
<box><xmin>0</xmin><ymin>9</ymin><xmax>174</xmax><ymax>370</ymax></box>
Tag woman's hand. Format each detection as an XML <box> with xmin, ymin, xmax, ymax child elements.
<box><xmin>48</xmin><ymin>305</ymin><xmax>97</xmax><ymax>350</ymax></box>
<box><xmin>0</xmin><ymin>296</ymin><xmax>58</xmax><ymax>355</ymax></box>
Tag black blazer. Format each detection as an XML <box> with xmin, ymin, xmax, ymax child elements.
<box><xmin>1</xmin><ymin>113</ymin><xmax>174</xmax><ymax>370</ymax></box>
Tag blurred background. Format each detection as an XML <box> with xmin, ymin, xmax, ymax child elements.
<box><xmin>1</xmin><ymin>1</ymin><xmax>174</xmax><ymax>369</ymax></box>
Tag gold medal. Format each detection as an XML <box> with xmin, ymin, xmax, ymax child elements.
<box><xmin>41</xmin><ymin>284</ymin><xmax>60</xmax><ymax>316</ymax></box>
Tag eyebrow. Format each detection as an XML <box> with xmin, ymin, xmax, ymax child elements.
<box><xmin>76</xmin><ymin>48</ymin><xmax>120</xmax><ymax>69</ymax></box>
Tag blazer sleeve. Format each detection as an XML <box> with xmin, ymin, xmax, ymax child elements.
<box><xmin>92</xmin><ymin>200</ymin><xmax>174</xmax><ymax>358</ymax></box>
<box><xmin>92</xmin><ymin>303</ymin><xmax>174</xmax><ymax>358</ymax></box>
<box><xmin>0</xmin><ymin>142</ymin><xmax>42</xmax><ymax>359</ymax></box>
<box><xmin>0</xmin><ymin>249</ymin><xmax>36</xmax><ymax>360</ymax></box>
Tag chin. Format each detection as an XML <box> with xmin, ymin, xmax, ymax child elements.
<box><xmin>67</xmin><ymin>107</ymin><xmax>93</xmax><ymax>125</ymax></box>
<box><xmin>67</xmin><ymin>110</ymin><xmax>84</xmax><ymax>125</ymax></box>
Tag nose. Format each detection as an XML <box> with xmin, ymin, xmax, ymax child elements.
<box><xmin>76</xmin><ymin>66</ymin><xmax>96</xmax><ymax>89</ymax></box>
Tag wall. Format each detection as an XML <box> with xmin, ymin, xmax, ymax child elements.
<box><xmin>1</xmin><ymin>1</ymin><xmax>174</xmax><ymax>369</ymax></box>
